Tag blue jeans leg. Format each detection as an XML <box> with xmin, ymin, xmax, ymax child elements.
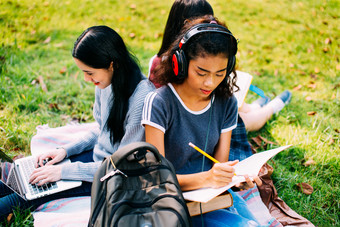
<box><xmin>191</xmin><ymin>190</ymin><xmax>260</xmax><ymax>227</ymax></box>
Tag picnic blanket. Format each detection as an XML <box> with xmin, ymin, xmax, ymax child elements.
<box><xmin>31</xmin><ymin>123</ymin><xmax>281</xmax><ymax>227</ymax></box>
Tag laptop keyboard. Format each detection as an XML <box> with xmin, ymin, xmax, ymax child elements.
<box><xmin>21</xmin><ymin>157</ymin><xmax>58</xmax><ymax>195</ymax></box>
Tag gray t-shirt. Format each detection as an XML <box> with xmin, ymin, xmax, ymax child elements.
<box><xmin>142</xmin><ymin>83</ymin><xmax>238</xmax><ymax>174</ymax></box>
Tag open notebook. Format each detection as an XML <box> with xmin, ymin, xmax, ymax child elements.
<box><xmin>183</xmin><ymin>145</ymin><xmax>292</xmax><ymax>203</ymax></box>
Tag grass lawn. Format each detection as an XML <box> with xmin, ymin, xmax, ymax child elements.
<box><xmin>0</xmin><ymin>0</ymin><xmax>339</xmax><ymax>226</ymax></box>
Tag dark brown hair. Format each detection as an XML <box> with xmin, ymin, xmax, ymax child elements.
<box><xmin>158</xmin><ymin>0</ymin><xmax>214</xmax><ymax>56</ymax></box>
<box><xmin>154</xmin><ymin>16</ymin><xmax>238</xmax><ymax>98</ymax></box>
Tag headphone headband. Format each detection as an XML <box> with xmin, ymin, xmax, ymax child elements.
<box><xmin>179</xmin><ymin>23</ymin><xmax>236</xmax><ymax>49</ymax></box>
<box><xmin>172</xmin><ymin>23</ymin><xmax>238</xmax><ymax>79</ymax></box>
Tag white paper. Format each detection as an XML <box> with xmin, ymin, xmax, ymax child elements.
<box><xmin>231</xmin><ymin>71</ymin><xmax>253</xmax><ymax>108</ymax></box>
<box><xmin>183</xmin><ymin>145</ymin><xmax>292</xmax><ymax>203</ymax></box>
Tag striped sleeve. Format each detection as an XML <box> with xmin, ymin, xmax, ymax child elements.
<box><xmin>221</xmin><ymin>96</ymin><xmax>239</xmax><ymax>133</ymax></box>
<box><xmin>142</xmin><ymin>91</ymin><xmax>167</xmax><ymax>133</ymax></box>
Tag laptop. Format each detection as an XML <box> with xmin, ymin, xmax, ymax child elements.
<box><xmin>0</xmin><ymin>150</ymin><xmax>82</xmax><ymax>200</ymax></box>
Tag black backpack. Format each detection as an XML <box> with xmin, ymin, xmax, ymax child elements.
<box><xmin>88</xmin><ymin>142</ymin><xmax>191</xmax><ymax>227</ymax></box>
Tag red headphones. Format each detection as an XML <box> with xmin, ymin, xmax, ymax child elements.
<box><xmin>172</xmin><ymin>23</ymin><xmax>237</xmax><ymax>80</ymax></box>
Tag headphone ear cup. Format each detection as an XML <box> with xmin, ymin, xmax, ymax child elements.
<box><xmin>226</xmin><ymin>55</ymin><xmax>236</xmax><ymax>76</ymax></box>
<box><xmin>172</xmin><ymin>49</ymin><xmax>187</xmax><ymax>80</ymax></box>
<box><xmin>172</xmin><ymin>51</ymin><xmax>180</xmax><ymax>76</ymax></box>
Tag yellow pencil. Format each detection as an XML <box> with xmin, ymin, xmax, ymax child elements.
<box><xmin>188</xmin><ymin>142</ymin><xmax>238</xmax><ymax>176</ymax></box>
<box><xmin>188</xmin><ymin>142</ymin><xmax>220</xmax><ymax>163</ymax></box>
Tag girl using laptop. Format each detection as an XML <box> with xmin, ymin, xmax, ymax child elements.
<box><xmin>0</xmin><ymin>25</ymin><xmax>154</xmax><ymax>220</ymax></box>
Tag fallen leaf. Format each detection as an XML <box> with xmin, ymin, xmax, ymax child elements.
<box><xmin>129</xmin><ymin>33</ymin><xmax>135</xmax><ymax>38</ymax></box>
<box><xmin>322</xmin><ymin>47</ymin><xmax>329</xmax><ymax>53</ymax></box>
<box><xmin>71</xmin><ymin>117</ymin><xmax>80</xmax><ymax>123</ymax></box>
<box><xmin>48</xmin><ymin>103</ymin><xmax>59</xmax><ymax>110</ymax></box>
<box><xmin>305</xmin><ymin>96</ymin><xmax>312</xmax><ymax>101</ymax></box>
<box><xmin>43</xmin><ymin>36</ymin><xmax>51</xmax><ymax>44</ymax></box>
<box><xmin>335</xmin><ymin>129</ymin><xmax>339</xmax><ymax>133</ymax></box>
<box><xmin>314</xmin><ymin>67</ymin><xmax>320</xmax><ymax>73</ymax></box>
<box><xmin>307</xmin><ymin>111</ymin><xmax>316</xmax><ymax>116</ymax></box>
<box><xmin>251</xmin><ymin>136</ymin><xmax>263</xmax><ymax>148</ymax></box>
<box><xmin>307</xmin><ymin>48</ymin><xmax>312</xmax><ymax>53</ymax></box>
<box><xmin>161</xmin><ymin>10</ymin><xmax>166</xmax><ymax>15</ymax></box>
<box><xmin>331</xmin><ymin>94</ymin><xmax>336</xmax><ymax>99</ymax></box>
<box><xmin>325</xmin><ymin>38</ymin><xmax>332</xmax><ymax>45</ymax></box>
<box><xmin>274</xmin><ymin>69</ymin><xmax>278</xmax><ymax>76</ymax></box>
<box><xmin>304</xmin><ymin>159</ymin><xmax>316</xmax><ymax>167</ymax></box>
<box><xmin>254</xmin><ymin>71</ymin><xmax>261</xmax><ymax>76</ymax></box>
<box><xmin>38</xmin><ymin>76</ymin><xmax>48</xmax><ymax>92</ymax></box>
<box><xmin>7</xmin><ymin>213</ymin><xmax>13</xmax><ymax>222</ymax></box>
<box><xmin>296</xmin><ymin>182</ymin><xmax>313</xmax><ymax>195</ymax></box>
<box><xmin>250</xmin><ymin>135</ymin><xmax>276</xmax><ymax>149</ymax></box>
<box><xmin>59</xmin><ymin>66</ymin><xmax>67</xmax><ymax>74</ymax></box>
<box><xmin>154</xmin><ymin>33</ymin><xmax>162</xmax><ymax>39</ymax></box>
<box><xmin>129</xmin><ymin>4</ymin><xmax>136</xmax><ymax>9</ymax></box>
<box><xmin>250</xmin><ymin>145</ymin><xmax>258</xmax><ymax>154</ymax></box>
<box><xmin>31</xmin><ymin>79</ymin><xmax>38</xmax><ymax>85</ymax></box>
<box><xmin>289</xmin><ymin>63</ymin><xmax>295</xmax><ymax>68</ymax></box>
<box><xmin>293</xmin><ymin>84</ymin><xmax>303</xmax><ymax>91</ymax></box>
<box><xmin>54</xmin><ymin>43</ymin><xmax>63</xmax><ymax>48</ymax></box>
<box><xmin>336</xmin><ymin>64</ymin><xmax>340</xmax><ymax>70</ymax></box>
<box><xmin>310</xmin><ymin>74</ymin><xmax>318</xmax><ymax>79</ymax></box>
<box><xmin>258</xmin><ymin>135</ymin><xmax>276</xmax><ymax>145</ymax></box>
<box><xmin>328</xmin><ymin>138</ymin><xmax>335</xmax><ymax>145</ymax></box>
<box><xmin>297</xmin><ymin>69</ymin><xmax>306</xmax><ymax>75</ymax></box>
<box><xmin>61</xmin><ymin>115</ymin><xmax>70</xmax><ymax>121</ymax></box>
<box><xmin>307</xmin><ymin>83</ymin><xmax>316</xmax><ymax>89</ymax></box>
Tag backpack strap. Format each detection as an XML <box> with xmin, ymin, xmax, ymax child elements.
<box><xmin>111</xmin><ymin>142</ymin><xmax>162</xmax><ymax>167</ymax></box>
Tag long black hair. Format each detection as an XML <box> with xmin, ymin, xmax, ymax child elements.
<box><xmin>72</xmin><ymin>25</ymin><xmax>142</xmax><ymax>145</ymax></box>
<box><xmin>156</xmin><ymin>16</ymin><xmax>238</xmax><ymax>98</ymax></box>
<box><xmin>158</xmin><ymin>0</ymin><xmax>214</xmax><ymax>56</ymax></box>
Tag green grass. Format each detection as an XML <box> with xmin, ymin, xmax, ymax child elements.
<box><xmin>1</xmin><ymin>0</ymin><xmax>339</xmax><ymax>226</ymax></box>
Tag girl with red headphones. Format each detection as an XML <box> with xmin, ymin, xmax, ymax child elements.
<box><xmin>149</xmin><ymin>0</ymin><xmax>292</xmax><ymax>133</ymax></box>
<box><xmin>142</xmin><ymin>16</ymin><xmax>261</xmax><ymax>226</ymax></box>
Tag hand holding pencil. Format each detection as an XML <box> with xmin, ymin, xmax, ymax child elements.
<box><xmin>189</xmin><ymin>142</ymin><xmax>239</xmax><ymax>176</ymax></box>
<box><xmin>188</xmin><ymin>142</ymin><xmax>262</xmax><ymax>189</ymax></box>
<box><xmin>189</xmin><ymin>142</ymin><xmax>238</xmax><ymax>188</ymax></box>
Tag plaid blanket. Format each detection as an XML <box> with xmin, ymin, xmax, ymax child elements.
<box><xmin>31</xmin><ymin>123</ymin><xmax>281</xmax><ymax>227</ymax></box>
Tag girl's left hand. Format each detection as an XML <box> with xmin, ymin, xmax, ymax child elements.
<box><xmin>236</xmin><ymin>174</ymin><xmax>262</xmax><ymax>190</ymax></box>
<box><xmin>29</xmin><ymin>165</ymin><xmax>62</xmax><ymax>186</ymax></box>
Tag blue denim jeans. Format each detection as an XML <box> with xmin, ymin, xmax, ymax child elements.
<box><xmin>191</xmin><ymin>189</ymin><xmax>259</xmax><ymax>227</ymax></box>
<box><xmin>0</xmin><ymin>150</ymin><xmax>93</xmax><ymax>220</ymax></box>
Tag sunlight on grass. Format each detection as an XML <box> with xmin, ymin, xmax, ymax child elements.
<box><xmin>1</xmin><ymin>0</ymin><xmax>339</xmax><ymax>225</ymax></box>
